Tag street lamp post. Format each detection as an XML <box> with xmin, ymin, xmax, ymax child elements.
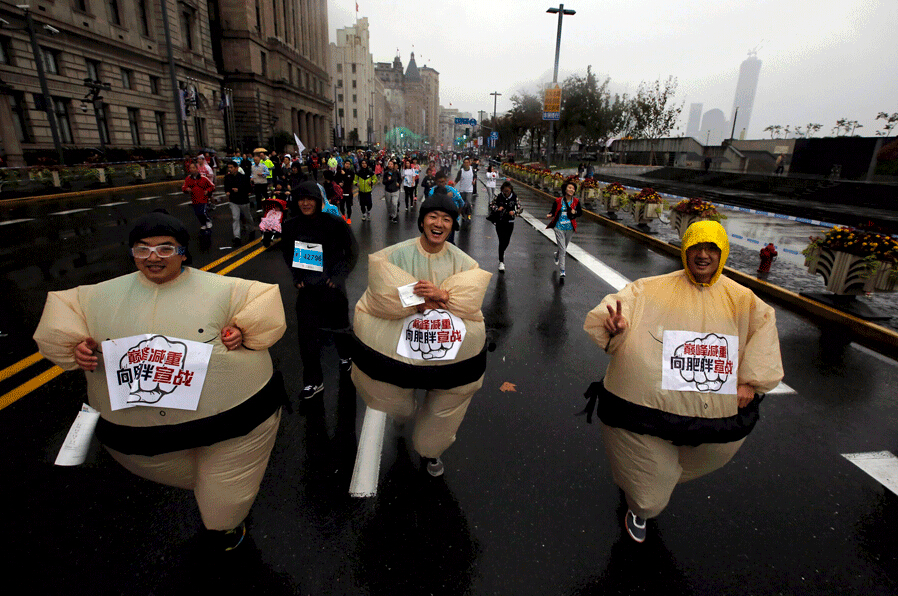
<box><xmin>82</xmin><ymin>78</ymin><xmax>111</xmax><ymax>154</ymax></box>
<box><xmin>159</xmin><ymin>0</ymin><xmax>186</xmax><ymax>156</ymax></box>
<box><xmin>20</xmin><ymin>6</ymin><xmax>65</xmax><ymax>165</ymax></box>
<box><xmin>545</xmin><ymin>4</ymin><xmax>574</xmax><ymax>169</ymax></box>
<box><xmin>729</xmin><ymin>106</ymin><xmax>740</xmax><ymax>142</ymax></box>
<box><xmin>490</xmin><ymin>91</ymin><xmax>501</xmax><ymax>154</ymax></box>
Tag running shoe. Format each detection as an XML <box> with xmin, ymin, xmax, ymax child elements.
<box><xmin>222</xmin><ymin>522</ymin><xmax>246</xmax><ymax>551</ymax></box>
<box><xmin>299</xmin><ymin>383</ymin><xmax>324</xmax><ymax>400</ymax></box>
<box><xmin>554</xmin><ymin>251</ymin><xmax>559</xmax><ymax>265</ymax></box>
<box><xmin>625</xmin><ymin>510</ymin><xmax>646</xmax><ymax>543</ymax></box>
<box><xmin>498</xmin><ymin>262</ymin><xmax>505</xmax><ymax>272</ymax></box>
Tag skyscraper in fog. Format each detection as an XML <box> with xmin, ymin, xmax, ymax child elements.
<box><xmin>686</xmin><ymin>103</ymin><xmax>704</xmax><ymax>137</ymax></box>
<box><xmin>731</xmin><ymin>52</ymin><xmax>762</xmax><ymax>138</ymax></box>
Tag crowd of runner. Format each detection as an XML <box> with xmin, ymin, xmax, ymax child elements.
<box><xmin>32</xmin><ymin>145</ymin><xmax>784</xmax><ymax>555</ymax></box>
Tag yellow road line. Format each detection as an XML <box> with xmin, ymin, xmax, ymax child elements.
<box><xmin>200</xmin><ymin>237</ymin><xmax>263</xmax><ymax>271</ymax></box>
<box><xmin>0</xmin><ymin>365</ymin><xmax>64</xmax><ymax>410</ymax></box>
<box><xmin>0</xmin><ymin>352</ymin><xmax>44</xmax><ymax>382</ymax></box>
<box><xmin>216</xmin><ymin>244</ymin><xmax>270</xmax><ymax>276</ymax></box>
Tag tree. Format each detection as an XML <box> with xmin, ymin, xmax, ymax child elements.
<box><xmin>875</xmin><ymin>112</ymin><xmax>898</xmax><ymax>137</ymax></box>
<box><xmin>624</xmin><ymin>76</ymin><xmax>683</xmax><ymax>164</ymax></box>
<box><xmin>557</xmin><ymin>66</ymin><xmax>626</xmax><ymax>152</ymax></box>
<box><xmin>764</xmin><ymin>125</ymin><xmax>783</xmax><ymax>139</ymax></box>
<box><xmin>508</xmin><ymin>91</ymin><xmax>546</xmax><ymax>160</ymax></box>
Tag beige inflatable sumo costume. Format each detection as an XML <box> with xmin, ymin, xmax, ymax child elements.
<box><xmin>583</xmin><ymin>220</ymin><xmax>783</xmax><ymax>520</ymax></box>
<box><xmin>351</xmin><ymin>196</ymin><xmax>491</xmax><ymax>461</ymax></box>
<box><xmin>33</xmin><ymin>212</ymin><xmax>286</xmax><ymax>534</ymax></box>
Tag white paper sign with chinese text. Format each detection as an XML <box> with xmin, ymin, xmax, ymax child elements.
<box><xmin>292</xmin><ymin>241</ymin><xmax>324</xmax><ymax>272</ymax></box>
<box><xmin>661</xmin><ymin>330</ymin><xmax>738</xmax><ymax>394</ymax></box>
<box><xmin>102</xmin><ymin>334</ymin><xmax>213</xmax><ymax>411</ymax></box>
<box><xmin>396</xmin><ymin>309</ymin><xmax>466</xmax><ymax>361</ymax></box>
<box><xmin>397</xmin><ymin>282</ymin><xmax>425</xmax><ymax>308</ymax></box>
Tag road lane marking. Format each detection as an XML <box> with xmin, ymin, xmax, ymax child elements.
<box><xmin>519</xmin><ymin>211</ymin><xmax>630</xmax><ymax>291</ymax></box>
<box><xmin>216</xmin><ymin>244</ymin><xmax>269</xmax><ymax>276</ymax></box>
<box><xmin>136</xmin><ymin>195</ymin><xmax>160</xmax><ymax>201</ymax></box>
<box><xmin>350</xmin><ymin>408</ymin><xmax>387</xmax><ymax>498</ymax></box>
<box><xmin>767</xmin><ymin>382</ymin><xmax>795</xmax><ymax>394</ymax></box>
<box><xmin>0</xmin><ymin>365</ymin><xmax>64</xmax><ymax>410</ymax></box>
<box><xmin>0</xmin><ymin>353</ymin><xmax>44</xmax><ymax>382</ymax></box>
<box><xmin>168</xmin><ymin>192</ymin><xmax>183</xmax><ymax>196</ymax></box>
<box><xmin>178</xmin><ymin>201</ymin><xmax>192</xmax><ymax>206</ymax></box>
<box><xmin>0</xmin><ymin>218</ymin><xmax>35</xmax><ymax>226</ymax></box>
<box><xmin>97</xmin><ymin>201</ymin><xmax>128</xmax><ymax>207</ymax></box>
<box><xmin>49</xmin><ymin>208</ymin><xmax>92</xmax><ymax>216</ymax></box>
<box><xmin>200</xmin><ymin>237</ymin><xmax>263</xmax><ymax>271</ymax></box>
<box><xmin>842</xmin><ymin>451</ymin><xmax>898</xmax><ymax>496</ymax></box>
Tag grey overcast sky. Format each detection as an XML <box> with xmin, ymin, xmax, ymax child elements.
<box><xmin>328</xmin><ymin>0</ymin><xmax>898</xmax><ymax>139</ymax></box>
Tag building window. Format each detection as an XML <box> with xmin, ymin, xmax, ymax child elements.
<box><xmin>73</xmin><ymin>0</ymin><xmax>88</xmax><ymax>12</ymax></box>
<box><xmin>194</xmin><ymin>117</ymin><xmax>207</xmax><ymax>146</ymax></box>
<box><xmin>337</xmin><ymin>79</ymin><xmax>342</xmax><ymax>88</ymax></box>
<box><xmin>181</xmin><ymin>9</ymin><xmax>194</xmax><ymax>50</ymax></box>
<box><xmin>9</xmin><ymin>94</ymin><xmax>30</xmax><ymax>143</ymax></box>
<box><xmin>149</xmin><ymin>76</ymin><xmax>160</xmax><ymax>95</ymax></box>
<box><xmin>337</xmin><ymin>94</ymin><xmax>343</xmax><ymax>102</ymax></box>
<box><xmin>0</xmin><ymin>37</ymin><xmax>10</xmax><ymax>65</ymax></box>
<box><xmin>255</xmin><ymin>0</ymin><xmax>261</xmax><ymax>31</ymax></box>
<box><xmin>338</xmin><ymin>108</ymin><xmax>344</xmax><ymax>118</ymax></box>
<box><xmin>352</xmin><ymin>94</ymin><xmax>357</xmax><ymax>103</ymax></box>
<box><xmin>305</xmin><ymin>72</ymin><xmax>309</xmax><ymax>88</ymax></box>
<box><xmin>288</xmin><ymin>65</ymin><xmax>293</xmax><ymax>85</ymax></box>
<box><xmin>353</xmin><ymin>109</ymin><xmax>357</xmax><ymax>118</ymax></box>
<box><xmin>53</xmin><ymin>97</ymin><xmax>73</xmax><ymax>144</ymax></box>
<box><xmin>155</xmin><ymin>111</ymin><xmax>166</xmax><ymax>145</ymax></box>
<box><xmin>95</xmin><ymin>103</ymin><xmax>110</xmax><ymax>145</ymax></box>
<box><xmin>85</xmin><ymin>59</ymin><xmax>100</xmax><ymax>82</ymax></box>
<box><xmin>41</xmin><ymin>47</ymin><xmax>60</xmax><ymax>75</ymax></box>
<box><xmin>272</xmin><ymin>0</ymin><xmax>278</xmax><ymax>37</ymax></box>
<box><xmin>137</xmin><ymin>0</ymin><xmax>151</xmax><ymax>36</ymax></box>
<box><xmin>351</xmin><ymin>64</ymin><xmax>356</xmax><ymax>74</ymax></box>
<box><xmin>336</xmin><ymin>63</ymin><xmax>342</xmax><ymax>73</ymax></box>
<box><xmin>120</xmin><ymin>68</ymin><xmax>132</xmax><ymax>89</ymax></box>
<box><xmin>107</xmin><ymin>0</ymin><xmax>121</xmax><ymax>26</ymax></box>
<box><xmin>352</xmin><ymin>79</ymin><xmax>356</xmax><ymax>89</ymax></box>
<box><xmin>260</xmin><ymin>51</ymin><xmax>267</xmax><ymax>77</ymax></box>
<box><xmin>128</xmin><ymin>107</ymin><xmax>141</xmax><ymax>145</ymax></box>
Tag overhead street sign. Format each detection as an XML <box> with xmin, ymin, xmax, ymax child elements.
<box><xmin>542</xmin><ymin>111</ymin><xmax>560</xmax><ymax>121</ymax></box>
<box><xmin>490</xmin><ymin>132</ymin><xmax>499</xmax><ymax>139</ymax></box>
<box><xmin>454</xmin><ymin>117</ymin><xmax>477</xmax><ymax>125</ymax></box>
<box><xmin>543</xmin><ymin>85</ymin><xmax>562</xmax><ymax>112</ymax></box>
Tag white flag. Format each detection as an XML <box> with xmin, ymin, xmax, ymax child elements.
<box><xmin>293</xmin><ymin>133</ymin><xmax>306</xmax><ymax>155</ymax></box>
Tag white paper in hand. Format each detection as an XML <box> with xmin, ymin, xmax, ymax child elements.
<box><xmin>398</xmin><ymin>282</ymin><xmax>425</xmax><ymax>307</ymax></box>
<box><xmin>55</xmin><ymin>404</ymin><xmax>101</xmax><ymax>466</ymax></box>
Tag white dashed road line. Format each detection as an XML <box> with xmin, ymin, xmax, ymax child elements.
<box><xmin>349</xmin><ymin>408</ymin><xmax>387</xmax><ymax>498</ymax></box>
<box><xmin>49</xmin><ymin>208</ymin><xmax>92</xmax><ymax>216</ymax></box>
<box><xmin>96</xmin><ymin>201</ymin><xmax>128</xmax><ymax>207</ymax></box>
<box><xmin>842</xmin><ymin>451</ymin><xmax>898</xmax><ymax>496</ymax></box>
<box><xmin>0</xmin><ymin>218</ymin><xmax>35</xmax><ymax>226</ymax></box>
<box><xmin>178</xmin><ymin>201</ymin><xmax>192</xmax><ymax>206</ymax></box>
<box><xmin>136</xmin><ymin>195</ymin><xmax>160</xmax><ymax>201</ymax></box>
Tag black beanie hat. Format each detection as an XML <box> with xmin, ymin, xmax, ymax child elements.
<box><xmin>129</xmin><ymin>210</ymin><xmax>191</xmax><ymax>264</ymax></box>
<box><xmin>294</xmin><ymin>180</ymin><xmax>323</xmax><ymax>213</ymax></box>
<box><xmin>418</xmin><ymin>187</ymin><xmax>460</xmax><ymax>232</ymax></box>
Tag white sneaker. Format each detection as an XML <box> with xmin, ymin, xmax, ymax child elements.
<box><xmin>498</xmin><ymin>262</ymin><xmax>505</xmax><ymax>272</ymax></box>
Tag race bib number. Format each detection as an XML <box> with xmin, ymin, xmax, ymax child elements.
<box><xmin>661</xmin><ymin>330</ymin><xmax>739</xmax><ymax>394</ymax></box>
<box><xmin>396</xmin><ymin>309</ymin><xmax>466</xmax><ymax>361</ymax></box>
<box><xmin>102</xmin><ymin>334</ymin><xmax>213</xmax><ymax>411</ymax></box>
<box><xmin>293</xmin><ymin>242</ymin><xmax>324</xmax><ymax>271</ymax></box>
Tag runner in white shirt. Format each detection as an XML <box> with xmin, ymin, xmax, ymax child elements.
<box><xmin>454</xmin><ymin>157</ymin><xmax>475</xmax><ymax>221</ymax></box>
<box><xmin>402</xmin><ymin>161</ymin><xmax>417</xmax><ymax>212</ymax></box>
<box><xmin>485</xmin><ymin>165</ymin><xmax>498</xmax><ymax>198</ymax></box>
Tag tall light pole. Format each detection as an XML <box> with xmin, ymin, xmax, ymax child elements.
<box><xmin>20</xmin><ymin>6</ymin><xmax>65</xmax><ymax>164</ymax></box>
<box><xmin>729</xmin><ymin>106</ymin><xmax>740</xmax><ymax>142</ymax></box>
<box><xmin>545</xmin><ymin>4</ymin><xmax>574</xmax><ymax>168</ymax></box>
<box><xmin>490</xmin><ymin>91</ymin><xmax>501</xmax><ymax>154</ymax></box>
<box><xmin>159</xmin><ymin>0</ymin><xmax>186</xmax><ymax>156</ymax></box>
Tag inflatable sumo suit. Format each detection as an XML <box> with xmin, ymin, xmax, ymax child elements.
<box><xmin>351</xmin><ymin>234</ymin><xmax>492</xmax><ymax>459</ymax></box>
<box><xmin>33</xmin><ymin>212</ymin><xmax>287</xmax><ymax>531</ymax></box>
<box><xmin>583</xmin><ymin>220</ymin><xmax>783</xmax><ymax>519</ymax></box>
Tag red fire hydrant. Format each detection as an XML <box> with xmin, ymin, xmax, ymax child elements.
<box><xmin>758</xmin><ymin>243</ymin><xmax>778</xmax><ymax>273</ymax></box>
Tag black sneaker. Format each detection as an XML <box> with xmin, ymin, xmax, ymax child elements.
<box><xmin>625</xmin><ymin>510</ymin><xmax>647</xmax><ymax>543</ymax></box>
<box><xmin>339</xmin><ymin>358</ymin><xmax>352</xmax><ymax>374</ymax></box>
<box><xmin>299</xmin><ymin>383</ymin><xmax>324</xmax><ymax>400</ymax></box>
<box><xmin>424</xmin><ymin>457</ymin><xmax>444</xmax><ymax>477</ymax></box>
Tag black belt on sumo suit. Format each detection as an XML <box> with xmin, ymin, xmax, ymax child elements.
<box><xmin>578</xmin><ymin>379</ymin><xmax>764</xmax><ymax>447</ymax></box>
<box><xmin>96</xmin><ymin>372</ymin><xmax>286</xmax><ymax>456</ymax></box>
<box><xmin>351</xmin><ymin>333</ymin><xmax>487</xmax><ymax>390</ymax></box>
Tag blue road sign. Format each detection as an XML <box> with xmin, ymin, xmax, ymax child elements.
<box><xmin>542</xmin><ymin>111</ymin><xmax>560</xmax><ymax>121</ymax></box>
<box><xmin>454</xmin><ymin>117</ymin><xmax>478</xmax><ymax>126</ymax></box>
<box><xmin>490</xmin><ymin>132</ymin><xmax>499</xmax><ymax>139</ymax></box>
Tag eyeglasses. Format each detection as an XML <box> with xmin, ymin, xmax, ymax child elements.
<box><xmin>131</xmin><ymin>245</ymin><xmax>186</xmax><ymax>259</ymax></box>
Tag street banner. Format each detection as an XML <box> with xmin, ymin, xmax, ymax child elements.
<box><xmin>102</xmin><ymin>335</ymin><xmax>214</xmax><ymax>411</ymax></box>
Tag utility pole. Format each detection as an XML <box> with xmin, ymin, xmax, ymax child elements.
<box><xmin>490</xmin><ymin>91</ymin><xmax>501</xmax><ymax>154</ymax></box>
<box><xmin>159</xmin><ymin>0</ymin><xmax>186</xmax><ymax>156</ymax></box>
<box><xmin>22</xmin><ymin>6</ymin><xmax>65</xmax><ymax>165</ymax></box>
<box><xmin>545</xmin><ymin>4</ymin><xmax>575</xmax><ymax>168</ymax></box>
<box><xmin>729</xmin><ymin>106</ymin><xmax>739</xmax><ymax>142</ymax></box>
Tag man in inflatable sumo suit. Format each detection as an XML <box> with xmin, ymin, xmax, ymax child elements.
<box><xmin>351</xmin><ymin>188</ymin><xmax>492</xmax><ymax>477</ymax></box>
<box><xmin>33</xmin><ymin>210</ymin><xmax>287</xmax><ymax>552</ymax></box>
<box><xmin>583</xmin><ymin>220</ymin><xmax>783</xmax><ymax>543</ymax></box>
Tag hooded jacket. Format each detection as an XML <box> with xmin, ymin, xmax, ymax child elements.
<box><xmin>355</xmin><ymin>168</ymin><xmax>378</xmax><ymax>193</ymax></box>
<box><xmin>583</xmin><ymin>221</ymin><xmax>783</xmax><ymax>445</ymax></box>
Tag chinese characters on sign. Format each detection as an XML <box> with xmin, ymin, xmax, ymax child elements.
<box><xmin>102</xmin><ymin>334</ymin><xmax>213</xmax><ymax>411</ymax></box>
<box><xmin>661</xmin><ymin>331</ymin><xmax>739</xmax><ymax>394</ymax></box>
<box><xmin>543</xmin><ymin>85</ymin><xmax>562</xmax><ymax>121</ymax></box>
<box><xmin>397</xmin><ymin>309</ymin><xmax>467</xmax><ymax>361</ymax></box>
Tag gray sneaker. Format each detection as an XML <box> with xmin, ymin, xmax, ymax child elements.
<box><xmin>554</xmin><ymin>251</ymin><xmax>559</xmax><ymax>265</ymax></box>
<box><xmin>425</xmin><ymin>457</ymin><xmax>444</xmax><ymax>477</ymax></box>
<box><xmin>625</xmin><ymin>510</ymin><xmax>647</xmax><ymax>543</ymax></box>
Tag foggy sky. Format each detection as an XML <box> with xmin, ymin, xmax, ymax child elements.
<box><xmin>328</xmin><ymin>0</ymin><xmax>897</xmax><ymax>139</ymax></box>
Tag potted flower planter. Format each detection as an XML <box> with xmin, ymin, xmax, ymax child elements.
<box><xmin>670</xmin><ymin>211</ymin><xmax>708</xmax><ymax>238</ymax></box>
<box><xmin>805</xmin><ymin>246</ymin><xmax>897</xmax><ymax>295</ymax></box>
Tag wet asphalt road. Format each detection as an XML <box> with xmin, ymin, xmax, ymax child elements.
<box><xmin>0</xmin><ymin>176</ymin><xmax>896</xmax><ymax>595</ymax></box>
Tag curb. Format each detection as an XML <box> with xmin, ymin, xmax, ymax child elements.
<box><xmin>0</xmin><ymin>180</ymin><xmax>184</xmax><ymax>205</ymax></box>
<box><xmin>510</xmin><ymin>177</ymin><xmax>898</xmax><ymax>360</ymax></box>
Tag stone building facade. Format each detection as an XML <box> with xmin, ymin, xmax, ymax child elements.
<box><xmin>0</xmin><ymin>0</ymin><xmax>225</xmax><ymax>164</ymax></box>
<box><xmin>217</xmin><ymin>0</ymin><xmax>331</xmax><ymax>152</ymax></box>
<box><xmin>329</xmin><ymin>17</ymin><xmax>384</xmax><ymax>147</ymax></box>
<box><xmin>374</xmin><ymin>52</ymin><xmax>438</xmax><ymax>146</ymax></box>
